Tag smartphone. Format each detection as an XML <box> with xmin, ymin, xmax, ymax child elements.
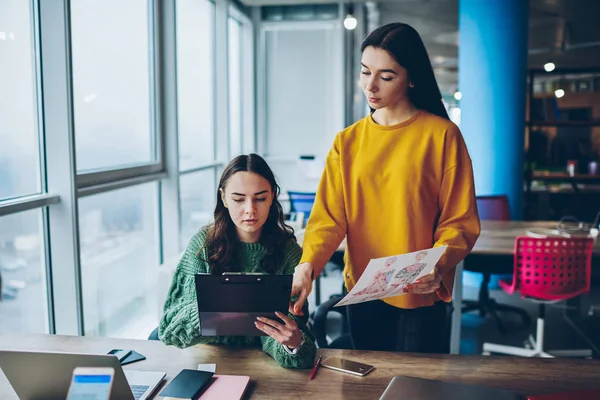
<box><xmin>67</xmin><ymin>367</ymin><xmax>115</xmax><ymax>400</ymax></box>
<box><xmin>320</xmin><ymin>357</ymin><xmax>375</xmax><ymax>377</ymax></box>
<box><xmin>111</xmin><ymin>349</ymin><xmax>132</xmax><ymax>363</ymax></box>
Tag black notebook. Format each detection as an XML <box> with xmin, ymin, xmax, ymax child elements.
<box><xmin>159</xmin><ymin>369</ymin><xmax>215</xmax><ymax>399</ymax></box>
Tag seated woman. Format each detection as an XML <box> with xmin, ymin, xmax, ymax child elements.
<box><xmin>159</xmin><ymin>154</ymin><xmax>316</xmax><ymax>369</ymax></box>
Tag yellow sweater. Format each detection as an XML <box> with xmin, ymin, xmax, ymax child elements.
<box><xmin>300</xmin><ymin>111</ymin><xmax>480</xmax><ymax>309</ymax></box>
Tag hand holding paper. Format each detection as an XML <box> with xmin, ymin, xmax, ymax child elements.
<box><xmin>335</xmin><ymin>246</ymin><xmax>447</xmax><ymax>307</ymax></box>
<box><xmin>404</xmin><ymin>267</ymin><xmax>442</xmax><ymax>294</ymax></box>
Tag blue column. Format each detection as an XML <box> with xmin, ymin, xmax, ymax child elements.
<box><xmin>458</xmin><ymin>0</ymin><xmax>529</xmax><ymax>219</ymax></box>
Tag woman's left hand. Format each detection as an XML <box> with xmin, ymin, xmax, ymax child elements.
<box><xmin>403</xmin><ymin>267</ymin><xmax>442</xmax><ymax>294</ymax></box>
<box><xmin>255</xmin><ymin>311</ymin><xmax>303</xmax><ymax>349</ymax></box>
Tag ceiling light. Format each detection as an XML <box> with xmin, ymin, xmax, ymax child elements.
<box><xmin>544</xmin><ymin>62</ymin><xmax>556</xmax><ymax>72</ymax></box>
<box><xmin>344</xmin><ymin>3</ymin><xmax>357</xmax><ymax>30</ymax></box>
<box><xmin>344</xmin><ymin>14</ymin><xmax>357</xmax><ymax>30</ymax></box>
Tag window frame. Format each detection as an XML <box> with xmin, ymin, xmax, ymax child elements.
<box><xmin>72</xmin><ymin>0</ymin><xmax>165</xmax><ymax>190</ymax></box>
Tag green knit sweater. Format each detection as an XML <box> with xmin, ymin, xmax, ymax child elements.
<box><xmin>158</xmin><ymin>228</ymin><xmax>317</xmax><ymax>369</ymax></box>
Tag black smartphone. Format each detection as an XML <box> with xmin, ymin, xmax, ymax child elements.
<box><xmin>110</xmin><ymin>349</ymin><xmax>132</xmax><ymax>363</ymax></box>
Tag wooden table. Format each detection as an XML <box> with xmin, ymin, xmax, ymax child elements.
<box><xmin>473</xmin><ymin>220</ymin><xmax>600</xmax><ymax>255</ymax></box>
<box><xmin>1</xmin><ymin>333</ymin><xmax>600</xmax><ymax>399</ymax></box>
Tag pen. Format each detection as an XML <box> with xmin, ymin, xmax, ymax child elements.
<box><xmin>309</xmin><ymin>355</ymin><xmax>322</xmax><ymax>380</ymax></box>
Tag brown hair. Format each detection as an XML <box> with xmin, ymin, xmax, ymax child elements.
<box><xmin>202</xmin><ymin>154</ymin><xmax>294</xmax><ymax>274</ymax></box>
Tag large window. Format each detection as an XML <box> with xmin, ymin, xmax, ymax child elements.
<box><xmin>0</xmin><ymin>0</ymin><xmax>255</xmax><ymax>339</ymax></box>
<box><xmin>228</xmin><ymin>17</ymin><xmax>242</xmax><ymax>158</ymax></box>
<box><xmin>179</xmin><ymin>170</ymin><xmax>216</xmax><ymax>250</ymax></box>
<box><xmin>78</xmin><ymin>184</ymin><xmax>159</xmax><ymax>337</ymax></box>
<box><xmin>0</xmin><ymin>1</ymin><xmax>41</xmax><ymax>200</ymax></box>
<box><xmin>70</xmin><ymin>0</ymin><xmax>155</xmax><ymax>172</ymax></box>
<box><xmin>0</xmin><ymin>210</ymin><xmax>49</xmax><ymax>334</ymax></box>
<box><xmin>176</xmin><ymin>0</ymin><xmax>215</xmax><ymax>171</ymax></box>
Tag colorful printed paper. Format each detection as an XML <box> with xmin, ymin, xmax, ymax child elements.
<box><xmin>335</xmin><ymin>246</ymin><xmax>447</xmax><ymax>307</ymax></box>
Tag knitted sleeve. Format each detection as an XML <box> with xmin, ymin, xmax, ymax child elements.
<box><xmin>260</xmin><ymin>239</ymin><xmax>317</xmax><ymax>369</ymax></box>
<box><xmin>158</xmin><ymin>228</ymin><xmax>219</xmax><ymax>348</ymax></box>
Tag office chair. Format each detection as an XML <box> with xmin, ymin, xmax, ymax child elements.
<box><xmin>475</xmin><ymin>195</ymin><xmax>511</xmax><ymax>220</ymax></box>
<box><xmin>463</xmin><ymin>195</ymin><xmax>531</xmax><ymax>334</ymax></box>
<box><xmin>288</xmin><ymin>191</ymin><xmax>342</xmax><ymax>280</ymax></box>
<box><xmin>483</xmin><ymin>236</ymin><xmax>593</xmax><ymax>357</ymax></box>
<box><xmin>311</xmin><ymin>285</ymin><xmax>353</xmax><ymax>349</ymax></box>
<box><xmin>287</xmin><ymin>191</ymin><xmax>316</xmax><ymax>222</ymax></box>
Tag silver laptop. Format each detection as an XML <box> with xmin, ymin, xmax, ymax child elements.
<box><xmin>380</xmin><ymin>376</ymin><xmax>524</xmax><ymax>400</ymax></box>
<box><xmin>0</xmin><ymin>350</ymin><xmax>165</xmax><ymax>400</ymax></box>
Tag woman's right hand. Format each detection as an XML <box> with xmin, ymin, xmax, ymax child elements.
<box><xmin>289</xmin><ymin>262</ymin><xmax>314</xmax><ymax>316</ymax></box>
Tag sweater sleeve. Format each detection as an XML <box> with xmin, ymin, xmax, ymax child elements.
<box><xmin>158</xmin><ymin>229</ymin><xmax>219</xmax><ymax>348</ymax></box>
<box><xmin>299</xmin><ymin>135</ymin><xmax>347</xmax><ymax>277</ymax></box>
<box><xmin>433</xmin><ymin>127</ymin><xmax>481</xmax><ymax>302</ymax></box>
<box><xmin>261</xmin><ymin>240</ymin><xmax>317</xmax><ymax>369</ymax></box>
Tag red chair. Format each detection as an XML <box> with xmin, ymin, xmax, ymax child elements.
<box><xmin>463</xmin><ymin>195</ymin><xmax>531</xmax><ymax>333</ymax></box>
<box><xmin>476</xmin><ymin>195</ymin><xmax>511</xmax><ymax>221</ymax></box>
<box><xmin>483</xmin><ymin>236</ymin><xmax>594</xmax><ymax>357</ymax></box>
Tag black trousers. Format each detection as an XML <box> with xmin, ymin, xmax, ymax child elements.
<box><xmin>347</xmin><ymin>300</ymin><xmax>451</xmax><ymax>353</ymax></box>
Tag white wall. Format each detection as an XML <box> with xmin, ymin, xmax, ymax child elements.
<box><xmin>258</xmin><ymin>21</ymin><xmax>344</xmax><ymax>195</ymax></box>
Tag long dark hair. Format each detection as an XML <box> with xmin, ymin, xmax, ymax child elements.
<box><xmin>362</xmin><ymin>23</ymin><xmax>449</xmax><ymax>120</ymax></box>
<box><xmin>202</xmin><ymin>154</ymin><xmax>294</xmax><ymax>275</ymax></box>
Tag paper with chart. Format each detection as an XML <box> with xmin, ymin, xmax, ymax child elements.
<box><xmin>334</xmin><ymin>246</ymin><xmax>448</xmax><ymax>307</ymax></box>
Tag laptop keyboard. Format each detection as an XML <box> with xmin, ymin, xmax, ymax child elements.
<box><xmin>130</xmin><ymin>385</ymin><xmax>149</xmax><ymax>400</ymax></box>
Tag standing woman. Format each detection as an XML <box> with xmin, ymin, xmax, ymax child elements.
<box><xmin>290</xmin><ymin>23</ymin><xmax>480</xmax><ymax>353</ymax></box>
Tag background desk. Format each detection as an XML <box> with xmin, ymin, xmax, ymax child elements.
<box><xmin>451</xmin><ymin>220</ymin><xmax>600</xmax><ymax>353</ymax></box>
<box><xmin>472</xmin><ymin>220</ymin><xmax>600</xmax><ymax>256</ymax></box>
<box><xmin>1</xmin><ymin>334</ymin><xmax>600</xmax><ymax>399</ymax></box>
